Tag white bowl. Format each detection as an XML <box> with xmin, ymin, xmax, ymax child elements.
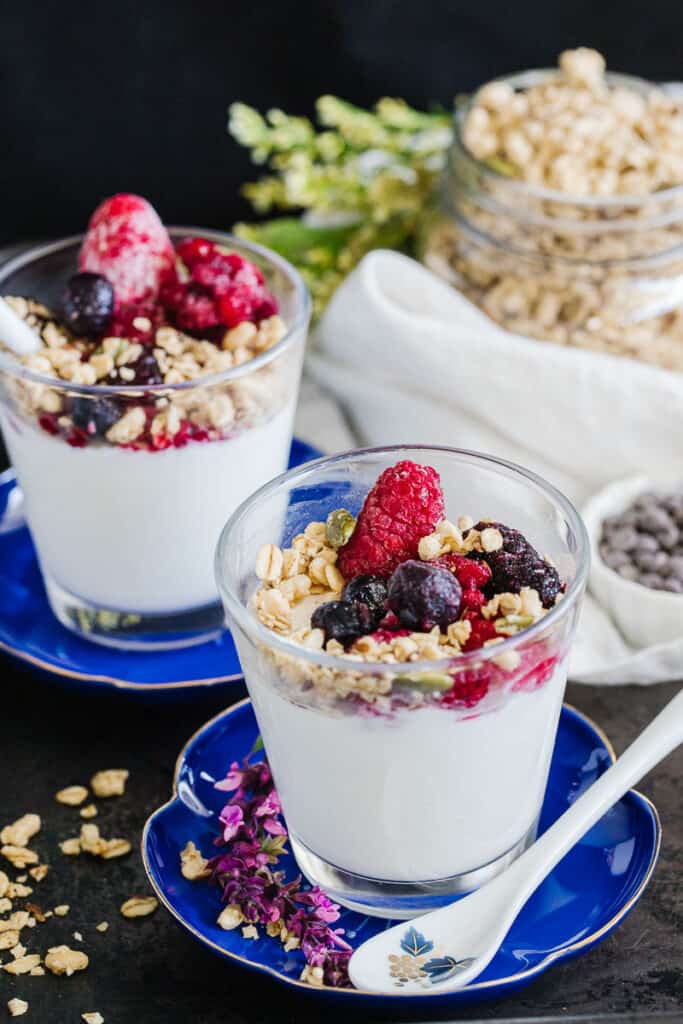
<box><xmin>582</xmin><ymin>476</ymin><xmax>683</xmax><ymax>649</ymax></box>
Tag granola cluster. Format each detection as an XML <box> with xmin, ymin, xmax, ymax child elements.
<box><xmin>422</xmin><ymin>49</ymin><xmax>683</xmax><ymax>372</ymax></box>
<box><xmin>3</xmin><ymin>295</ymin><xmax>288</xmax><ymax>449</ymax></box>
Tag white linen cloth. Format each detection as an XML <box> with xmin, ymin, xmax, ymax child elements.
<box><xmin>294</xmin><ymin>250</ymin><xmax>683</xmax><ymax>685</ymax></box>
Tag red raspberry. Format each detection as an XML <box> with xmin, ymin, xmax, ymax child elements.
<box><xmin>460</xmin><ymin>587</ymin><xmax>486</xmax><ymax>611</ymax></box>
<box><xmin>161</xmin><ymin>237</ymin><xmax>278</xmax><ymax>336</ymax></box>
<box><xmin>442</xmin><ymin>670</ymin><xmax>490</xmax><ymax>709</ymax></box>
<box><xmin>371</xmin><ymin>628</ymin><xmax>411</xmax><ymax>644</ymax></box>
<box><xmin>439</xmin><ymin>554</ymin><xmax>491</xmax><ymax>591</ymax></box>
<box><xmin>338</xmin><ymin>461</ymin><xmax>445</xmax><ymax>580</ymax></box>
<box><xmin>79</xmin><ymin>194</ymin><xmax>175</xmax><ymax>308</ymax></box>
<box><xmin>461</xmin><ymin>610</ymin><xmax>498</xmax><ymax>651</ymax></box>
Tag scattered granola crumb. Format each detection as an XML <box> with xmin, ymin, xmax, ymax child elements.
<box><xmin>7</xmin><ymin>998</ymin><xmax>29</xmax><ymax>1017</ymax></box>
<box><xmin>299</xmin><ymin>963</ymin><xmax>325</xmax><ymax>986</ymax></box>
<box><xmin>2</xmin><ymin>954</ymin><xmax>41</xmax><ymax>976</ymax></box>
<box><xmin>53</xmin><ymin>905</ymin><xmax>70</xmax><ymax>917</ymax></box>
<box><xmin>0</xmin><ymin>932</ymin><xmax>20</xmax><ymax>951</ymax></box>
<box><xmin>55</xmin><ymin>786</ymin><xmax>88</xmax><ymax>807</ymax></box>
<box><xmin>29</xmin><ymin>967</ymin><xmax>44</xmax><ymax>977</ymax></box>
<box><xmin>90</xmin><ymin>771</ymin><xmax>129</xmax><ymax>799</ymax></box>
<box><xmin>0</xmin><ymin>816</ymin><xmax>40</xmax><ymax>849</ymax></box>
<box><xmin>241</xmin><ymin>924</ymin><xmax>259</xmax><ymax>940</ymax></box>
<box><xmin>0</xmin><ymin>899</ymin><xmax>11</xmax><ymax>914</ymax></box>
<box><xmin>28</xmin><ymin>866</ymin><xmax>48</xmax><ymax>883</ymax></box>
<box><xmin>0</xmin><ymin>871</ymin><xmax>8</xmax><ymax>897</ymax></box>
<box><xmin>7</xmin><ymin>884</ymin><xmax>32</xmax><ymax>899</ymax></box>
<box><xmin>59</xmin><ymin>838</ymin><xmax>81</xmax><ymax>857</ymax></box>
<box><xmin>179</xmin><ymin>841</ymin><xmax>210</xmax><ymax>881</ymax></box>
<box><xmin>79</xmin><ymin>805</ymin><xmax>98</xmax><ymax>820</ymax></box>
<box><xmin>119</xmin><ymin>896</ymin><xmax>158</xmax><ymax>919</ymax></box>
<box><xmin>44</xmin><ymin>946</ymin><xmax>89</xmax><ymax>977</ymax></box>
<box><xmin>217</xmin><ymin>905</ymin><xmax>243</xmax><ymax>930</ymax></box>
<box><xmin>0</xmin><ymin>847</ymin><xmax>39</xmax><ymax>870</ymax></box>
<box><xmin>24</xmin><ymin>905</ymin><xmax>46</xmax><ymax>924</ymax></box>
<box><xmin>10</xmin><ymin>943</ymin><xmax>26</xmax><ymax>959</ymax></box>
<box><xmin>73</xmin><ymin>932</ymin><xmax>83</xmax><ymax>943</ymax></box>
<box><xmin>95</xmin><ymin>922</ymin><xmax>108</xmax><ymax>933</ymax></box>
<box><xmin>82</xmin><ymin>1015</ymin><xmax>104</xmax><ymax>1024</ymax></box>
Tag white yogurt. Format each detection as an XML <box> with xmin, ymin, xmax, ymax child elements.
<box><xmin>242</xmin><ymin>655</ymin><xmax>566</xmax><ymax>881</ymax></box>
<box><xmin>2</xmin><ymin>400</ymin><xmax>296</xmax><ymax>613</ymax></box>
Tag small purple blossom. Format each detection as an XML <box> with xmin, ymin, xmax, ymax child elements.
<box><xmin>219</xmin><ymin>804</ymin><xmax>244</xmax><ymax>842</ymax></box>
<box><xmin>203</xmin><ymin>751</ymin><xmax>351</xmax><ymax>988</ymax></box>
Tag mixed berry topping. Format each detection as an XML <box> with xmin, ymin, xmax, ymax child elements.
<box><xmin>4</xmin><ymin>194</ymin><xmax>287</xmax><ymax>452</ymax></box>
<box><xmin>60</xmin><ymin>272</ymin><xmax>114</xmax><ymax>337</ymax></box>
<box><xmin>254</xmin><ymin>461</ymin><xmax>567</xmax><ymax>713</ymax></box>
<box><xmin>337</xmin><ymin>461</ymin><xmax>445</xmax><ymax>579</ymax></box>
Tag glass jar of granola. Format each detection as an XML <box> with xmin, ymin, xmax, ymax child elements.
<box><xmin>420</xmin><ymin>49</ymin><xmax>683</xmax><ymax>372</ymax></box>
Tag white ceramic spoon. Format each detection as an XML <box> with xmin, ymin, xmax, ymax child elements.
<box><xmin>0</xmin><ymin>295</ymin><xmax>41</xmax><ymax>355</ymax></box>
<box><xmin>349</xmin><ymin>687</ymin><xmax>683</xmax><ymax>994</ymax></box>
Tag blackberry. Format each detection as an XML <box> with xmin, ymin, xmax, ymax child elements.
<box><xmin>60</xmin><ymin>272</ymin><xmax>114</xmax><ymax>337</ymax></box>
<box><xmin>70</xmin><ymin>397</ymin><xmax>120</xmax><ymax>437</ymax></box>
<box><xmin>471</xmin><ymin>521</ymin><xmax>561</xmax><ymax>608</ymax></box>
<box><xmin>311</xmin><ymin>600</ymin><xmax>374</xmax><ymax>648</ymax></box>
<box><xmin>387</xmin><ymin>560</ymin><xmax>462</xmax><ymax>631</ymax></box>
<box><xmin>341</xmin><ymin>574</ymin><xmax>387</xmax><ymax>629</ymax></box>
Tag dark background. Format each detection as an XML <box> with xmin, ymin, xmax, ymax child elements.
<box><xmin>2</xmin><ymin>0</ymin><xmax>683</xmax><ymax>245</ymax></box>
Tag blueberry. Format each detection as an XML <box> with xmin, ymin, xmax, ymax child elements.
<box><xmin>341</xmin><ymin>575</ymin><xmax>387</xmax><ymax>628</ymax></box>
<box><xmin>129</xmin><ymin>350</ymin><xmax>162</xmax><ymax>386</ymax></box>
<box><xmin>387</xmin><ymin>560</ymin><xmax>462</xmax><ymax>631</ymax></box>
<box><xmin>70</xmin><ymin>397</ymin><xmax>120</xmax><ymax>437</ymax></box>
<box><xmin>311</xmin><ymin>600</ymin><xmax>373</xmax><ymax>648</ymax></box>
<box><xmin>61</xmin><ymin>273</ymin><xmax>114</xmax><ymax>337</ymax></box>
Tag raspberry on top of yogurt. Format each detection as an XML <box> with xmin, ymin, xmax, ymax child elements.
<box><xmin>253</xmin><ymin>460</ymin><xmax>565</xmax><ymax>710</ymax></box>
<box><xmin>2</xmin><ymin>194</ymin><xmax>288</xmax><ymax>451</ymax></box>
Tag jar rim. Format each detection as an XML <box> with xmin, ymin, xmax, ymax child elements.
<box><xmin>453</xmin><ymin>67</ymin><xmax>683</xmax><ymax>209</ymax></box>
<box><xmin>215</xmin><ymin>444</ymin><xmax>589</xmax><ymax>675</ymax></box>
<box><xmin>0</xmin><ymin>229</ymin><xmax>311</xmax><ymax>398</ymax></box>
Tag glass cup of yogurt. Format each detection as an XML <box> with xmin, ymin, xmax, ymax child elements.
<box><xmin>216</xmin><ymin>446</ymin><xmax>589</xmax><ymax>918</ymax></box>
<box><xmin>0</xmin><ymin>227</ymin><xmax>310</xmax><ymax>649</ymax></box>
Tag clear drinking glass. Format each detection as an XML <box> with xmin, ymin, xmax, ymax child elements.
<box><xmin>0</xmin><ymin>231</ymin><xmax>310</xmax><ymax>650</ymax></box>
<box><xmin>216</xmin><ymin>445</ymin><xmax>589</xmax><ymax>919</ymax></box>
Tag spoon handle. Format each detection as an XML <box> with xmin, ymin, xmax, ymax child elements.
<box><xmin>505</xmin><ymin>687</ymin><xmax>683</xmax><ymax>916</ymax></box>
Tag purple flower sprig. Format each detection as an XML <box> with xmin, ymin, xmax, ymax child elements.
<box><xmin>207</xmin><ymin>753</ymin><xmax>352</xmax><ymax>988</ymax></box>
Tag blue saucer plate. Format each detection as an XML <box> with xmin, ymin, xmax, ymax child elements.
<box><xmin>0</xmin><ymin>439</ymin><xmax>320</xmax><ymax>696</ymax></box>
<box><xmin>143</xmin><ymin>699</ymin><xmax>661</xmax><ymax>1007</ymax></box>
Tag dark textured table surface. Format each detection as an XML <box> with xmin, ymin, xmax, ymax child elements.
<box><xmin>1</xmin><ymin>668</ymin><xmax>681</xmax><ymax>1024</ymax></box>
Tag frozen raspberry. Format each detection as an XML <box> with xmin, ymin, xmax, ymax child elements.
<box><xmin>341</xmin><ymin>575</ymin><xmax>388</xmax><ymax>629</ymax></box>
<box><xmin>442</xmin><ymin>670</ymin><xmax>490</xmax><ymax>709</ymax></box>
<box><xmin>108</xmin><ymin>301</ymin><xmax>165</xmax><ymax>343</ymax></box>
<box><xmin>461</xmin><ymin>610</ymin><xmax>498</xmax><ymax>651</ymax></box>
<box><xmin>469</xmin><ymin>521</ymin><xmax>562</xmax><ymax>608</ymax></box>
<box><xmin>79</xmin><ymin>194</ymin><xmax>175</xmax><ymax>308</ymax></box>
<box><xmin>370</xmin><ymin>628</ymin><xmax>411</xmax><ymax>644</ymax></box>
<box><xmin>387</xmin><ymin>560</ymin><xmax>462</xmax><ymax>631</ymax></box>
<box><xmin>311</xmin><ymin>600</ymin><xmax>374</xmax><ymax>648</ymax></box>
<box><xmin>439</xmin><ymin>553</ymin><xmax>492</xmax><ymax>591</ymax></box>
<box><xmin>162</xmin><ymin>237</ymin><xmax>278</xmax><ymax>336</ymax></box>
<box><xmin>338</xmin><ymin>461</ymin><xmax>445</xmax><ymax>580</ymax></box>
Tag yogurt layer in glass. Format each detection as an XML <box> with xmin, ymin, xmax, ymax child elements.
<box><xmin>0</xmin><ymin>230</ymin><xmax>309</xmax><ymax>649</ymax></box>
<box><xmin>216</xmin><ymin>446</ymin><xmax>589</xmax><ymax>918</ymax></box>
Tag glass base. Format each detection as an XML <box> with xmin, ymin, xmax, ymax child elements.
<box><xmin>44</xmin><ymin>575</ymin><xmax>225</xmax><ymax>651</ymax></box>
<box><xmin>289</xmin><ymin>820</ymin><xmax>539</xmax><ymax>920</ymax></box>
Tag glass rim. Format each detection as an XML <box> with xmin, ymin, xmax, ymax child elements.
<box><xmin>452</xmin><ymin>67</ymin><xmax>683</xmax><ymax>209</ymax></box>
<box><xmin>215</xmin><ymin>444</ymin><xmax>590</xmax><ymax>674</ymax></box>
<box><xmin>0</xmin><ymin>228</ymin><xmax>311</xmax><ymax>398</ymax></box>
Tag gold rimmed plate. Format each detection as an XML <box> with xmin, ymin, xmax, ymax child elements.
<box><xmin>142</xmin><ymin>698</ymin><xmax>661</xmax><ymax>1006</ymax></box>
